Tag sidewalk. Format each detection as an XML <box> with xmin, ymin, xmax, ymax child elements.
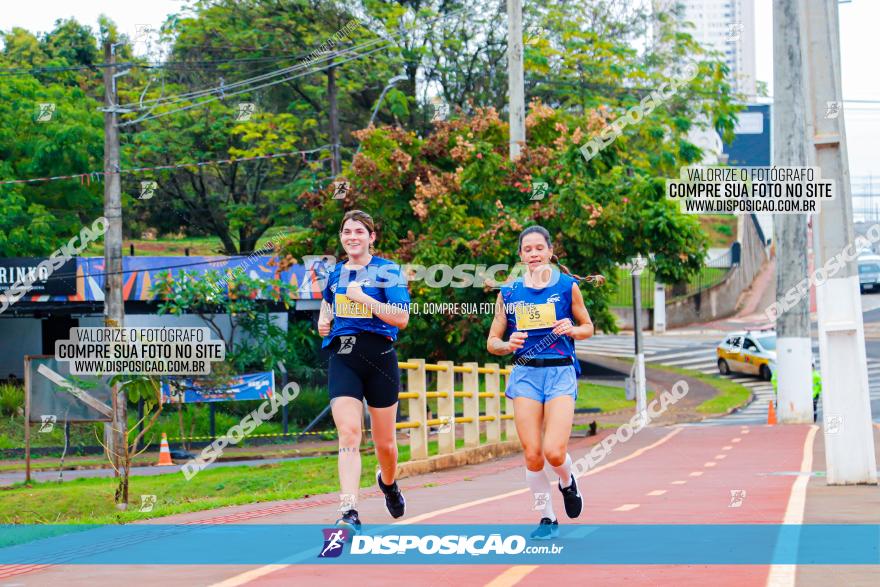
<box><xmin>4</xmin><ymin>424</ymin><xmax>877</xmax><ymax>586</ymax></box>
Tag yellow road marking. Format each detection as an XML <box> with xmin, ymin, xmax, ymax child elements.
<box><xmin>212</xmin><ymin>428</ymin><xmax>685</xmax><ymax>586</ymax></box>
<box><xmin>400</xmin><ymin>428</ymin><xmax>684</xmax><ymax>525</ymax></box>
<box><xmin>484</xmin><ymin>565</ymin><xmax>540</xmax><ymax>587</ymax></box>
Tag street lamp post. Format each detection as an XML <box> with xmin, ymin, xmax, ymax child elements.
<box><xmin>352</xmin><ymin>75</ymin><xmax>408</xmax><ymax>160</ymax></box>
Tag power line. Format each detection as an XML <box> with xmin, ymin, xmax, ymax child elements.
<box><xmin>118</xmin><ymin>43</ymin><xmax>394</xmax><ymax>127</ymax></box>
<box><xmin>0</xmin><ymin>146</ymin><xmax>330</xmax><ymax>186</ymax></box>
<box><xmin>0</xmin><ymin>54</ymin><xmax>311</xmax><ymax>77</ymax></box>
<box><xmin>119</xmin><ymin>36</ymin><xmax>395</xmax><ymax>112</ymax></box>
<box><xmin>16</xmin><ymin>254</ymin><xmax>301</xmax><ymax>283</ymax></box>
<box><xmin>118</xmin><ymin>7</ymin><xmax>473</xmax><ymax>113</ymax></box>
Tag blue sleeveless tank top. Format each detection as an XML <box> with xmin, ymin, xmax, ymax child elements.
<box><xmin>500</xmin><ymin>270</ymin><xmax>580</xmax><ymax>375</ymax></box>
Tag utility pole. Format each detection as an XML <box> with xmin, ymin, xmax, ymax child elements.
<box><xmin>772</xmin><ymin>0</ymin><xmax>813</xmax><ymax>423</ymax></box>
<box><xmin>327</xmin><ymin>58</ymin><xmax>341</xmax><ymax>176</ymax></box>
<box><xmin>803</xmin><ymin>0</ymin><xmax>877</xmax><ymax>484</ymax></box>
<box><xmin>631</xmin><ymin>256</ymin><xmax>647</xmax><ymax>415</ymax></box>
<box><xmin>102</xmin><ymin>41</ymin><xmax>126</xmax><ymax>473</ymax></box>
<box><xmin>506</xmin><ymin>0</ymin><xmax>525</xmax><ymax>160</ymax></box>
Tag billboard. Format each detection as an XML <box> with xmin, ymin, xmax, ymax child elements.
<box><xmin>160</xmin><ymin>371</ymin><xmax>276</xmax><ymax>404</ymax></box>
<box><xmin>0</xmin><ymin>258</ymin><xmax>77</xmax><ymax>295</ymax></box>
<box><xmin>25</xmin><ymin>355</ymin><xmax>113</xmax><ymax>423</ymax></box>
<box><xmin>722</xmin><ymin>103</ymin><xmax>771</xmax><ymax>167</ymax></box>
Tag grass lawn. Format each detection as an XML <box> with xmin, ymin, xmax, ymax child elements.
<box><xmin>0</xmin><ymin>451</ymin><xmax>362</xmax><ymax>525</ymax></box>
<box><xmin>575</xmin><ymin>381</ymin><xmax>654</xmax><ymax>413</ymax></box>
<box><xmin>647</xmin><ymin>364</ymin><xmax>752</xmax><ymax>415</ymax></box>
<box><xmin>698</xmin><ymin>214</ymin><xmax>737</xmax><ymax>247</ymax></box>
<box><xmin>0</xmin><ymin>383</ymin><xmax>650</xmax><ymax>525</ymax></box>
<box><xmin>0</xmin><ymin>436</ymin><xmax>485</xmax><ymax>525</ymax></box>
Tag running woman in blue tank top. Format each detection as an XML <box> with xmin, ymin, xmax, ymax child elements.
<box><xmin>487</xmin><ymin>225</ymin><xmax>595</xmax><ymax>539</ymax></box>
<box><xmin>316</xmin><ymin>210</ymin><xmax>410</xmax><ymax>534</ymax></box>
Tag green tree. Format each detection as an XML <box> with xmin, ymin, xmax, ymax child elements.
<box><xmin>120</xmin><ymin>0</ymin><xmax>402</xmax><ymax>252</ymax></box>
<box><xmin>0</xmin><ymin>73</ymin><xmax>104</xmax><ymax>256</ymax></box>
<box><xmin>290</xmin><ymin>96</ymin><xmax>713</xmax><ymax>363</ymax></box>
<box><xmin>150</xmin><ymin>267</ymin><xmax>322</xmax><ymax>385</ymax></box>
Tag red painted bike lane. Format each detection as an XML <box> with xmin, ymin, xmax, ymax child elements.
<box><xmin>219</xmin><ymin>424</ymin><xmax>812</xmax><ymax>587</ymax></box>
<box><xmin>0</xmin><ymin>425</ymin><xmax>813</xmax><ymax>586</ymax></box>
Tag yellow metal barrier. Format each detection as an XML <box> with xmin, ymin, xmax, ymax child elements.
<box><xmin>386</xmin><ymin>358</ymin><xmax>519</xmax><ymax>460</ymax></box>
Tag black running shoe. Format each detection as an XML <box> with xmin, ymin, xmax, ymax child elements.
<box><xmin>558</xmin><ymin>474</ymin><xmax>583</xmax><ymax>518</ymax></box>
<box><xmin>529</xmin><ymin>517</ymin><xmax>559</xmax><ymax>540</ymax></box>
<box><xmin>376</xmin><ymin>470</ymin><xmax>406</xmax><ymax>518</ymax></box>
<box><xmin>335</xmin><ymin>508</ymin><xmax>362</xmax><ymax>535</ymax></box>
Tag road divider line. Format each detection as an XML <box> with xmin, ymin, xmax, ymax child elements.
<box><xmin>400</xmin><ymin>427</ymin><xmax>684</xmax><ymax>525</ymax></box>
<box><xmin>765</xmin><ymin>425</ymin><xmax>818</xmax><ymax>587</ymax></box>
<box><xmin>209</xmin><ymin>565</ymin><xmax>288</xmax><ymax>587</ymax></box>
<box><xmin>484</xmin><ymin>565</ymin><xmax>539</xmax><ymax>587</ymax></box>
<box><xmin>614</xmin><ymin>504</ymin><xmax>640</xmax><ymax>511</ymax></box>
<box><xmin>210</xmin><ymin>428</ymin><xmax>683</xmax><ymax>586</ymax></box>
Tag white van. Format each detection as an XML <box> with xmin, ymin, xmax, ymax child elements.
<box><xmin>858</xmin><ymin>254</ymin><xmax>880</xmax><ymax>293</ymax></box>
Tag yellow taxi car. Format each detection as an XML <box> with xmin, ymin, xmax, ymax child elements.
<box><xmin>716</xmin><ymin>330</ymin><xmax>777</xmax><ymax>381</ymax></box>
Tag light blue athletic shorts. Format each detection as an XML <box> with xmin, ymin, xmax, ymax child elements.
<box><xmin>505</xmin><ymin>364</ymin><xmax>578</xmax><ymax>403</ymax></box>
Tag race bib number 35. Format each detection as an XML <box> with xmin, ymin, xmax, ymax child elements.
<box><xmin>515</xmin><ymin>303</ymin><xmax>557</xmax><ymax>330</ymax></box>
<box><xmin>335</xmin><ymin>294</ymin><xmax>372</xmax><ymax>319</ymax></box>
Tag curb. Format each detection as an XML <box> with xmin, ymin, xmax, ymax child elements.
<box><xmin>396</xmin><ymin>440</ymin><xmax>523</xmax><ymax>480</ymax></box>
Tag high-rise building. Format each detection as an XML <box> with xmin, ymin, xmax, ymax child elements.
<box><xmin>656</xmin><ymin>0</ymin><xmax>757</xmax><ymax>98</ymax></box>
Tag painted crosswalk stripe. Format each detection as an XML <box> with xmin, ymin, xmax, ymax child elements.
<box><xmin>647</xmin><ymin>349</ymin><xmax>708</xmax><ymax>361</ymax></box>
<box><xmin>664</xmin><ymin>355</ymin><xmax>718</xmax><ymax>367</ymax></box>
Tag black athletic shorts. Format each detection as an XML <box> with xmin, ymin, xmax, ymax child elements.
<box><xmin>326</xmin><ymin>332</ymin><xmax>401</xmax><ymax>408</ymax></box>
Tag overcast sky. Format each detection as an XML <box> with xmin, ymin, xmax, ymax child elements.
<box><xmin>3</xmin><ymin>0</ymin><xmax>878</xmax><ymax>177</ymax></box>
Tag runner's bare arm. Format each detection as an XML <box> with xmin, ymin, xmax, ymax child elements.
<box><xmin>487</xmin><ymin>292</ymin><xmax>526</xmax><ymax>355</ymax></box>
<box><xmin>318</xmin><ymin>300</ymin><xmax>333</xmax><ymax>336</ymax></box>
<box><xmin>568</xmin><ymin>283</ymin><xmax>594</xmax><ymax>340</ymax></box>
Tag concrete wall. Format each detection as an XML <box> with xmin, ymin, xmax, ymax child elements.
<box><xmin>609</xmin><ymin>307</ymin><xmax>653</xmax><ymax>331</ymax></box>
<box><xmin>610</xmin><ymin>214</ymin><xmax>769</xmax><ymax>331</ymax></box>
<box><xmin>664</xmin><ymin>214</ymin><xmax>769</xmax><ymax>328</ymax></box>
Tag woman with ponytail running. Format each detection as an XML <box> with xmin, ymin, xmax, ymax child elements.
<box><xmin>487</xmin><ymin>225</ymin><xmax>595</xmax><ymax>539</ymax></box>
<box><xmin>317</xmin><ymin>209</ymin><xmax>410</xmax><ymax>533</ymax></box>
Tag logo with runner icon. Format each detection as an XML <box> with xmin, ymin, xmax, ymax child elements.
<box><xmin>319</xmin><ymin>528</ymin><xmax>349</xmax><ymax>558</ymax></box>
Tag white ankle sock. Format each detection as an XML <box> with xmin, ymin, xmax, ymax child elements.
<box><xmin>552</xmin><ymin>454</ymin><xmax>573</xmax><ymax>488</ymax></box>
<box><xmin>526</xmin><ymin>468</ymin><xmax>557</xmax><ymax>522</ymax></box>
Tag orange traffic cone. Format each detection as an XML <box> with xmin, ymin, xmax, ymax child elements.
<box><xmin>767</xmin><ymin>401</ymin><xmax>777</xmax><ymax>425</ymax></box>
<box><xmin>156</xmin><ymin>432</ymin><xmax>174</xmax><ymax>466</ymax></box>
